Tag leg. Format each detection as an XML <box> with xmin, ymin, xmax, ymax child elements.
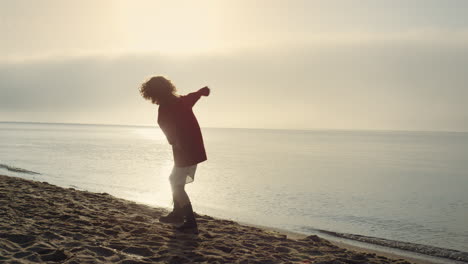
<box><xmin>171</xmin><ymin>183</ymin><xmax>190</xmax><ymax>208</ymax></box>
<box><xmin>159</xmin><ymin>171</ymin><xmax>187</xmax><ymax>224</ymax></box>
<box><xmin>172</xmin><ymin>183</ymin><xmax>198</xmax><ymax>233</ymax></box>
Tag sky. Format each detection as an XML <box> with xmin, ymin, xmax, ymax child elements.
<box><xmin>1</xmin><ymin>0</ymin><xmax>467</xmax><ymax>131</ymax></box>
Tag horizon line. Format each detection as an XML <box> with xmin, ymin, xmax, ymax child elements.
<box><xmin>1</xmin><ymin>120</ymin><xmax>467</xmax><ymax>134</ymax></box>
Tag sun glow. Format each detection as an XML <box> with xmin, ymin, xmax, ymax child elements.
<box><xmin>116</xmin><ymin>1</ymin><xmax>228</xmax><ymax>55</ymax></box>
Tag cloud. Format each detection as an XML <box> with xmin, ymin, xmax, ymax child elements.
<box><xmin>1</xmin><ymin>39</ymin><xmax>467</xmax><ymax>131</ymax></box>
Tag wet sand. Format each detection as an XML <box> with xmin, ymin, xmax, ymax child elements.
<box><xmin>1</xmin><ymin>174</ymin><xmax>415</xmax><ymax>263</ymax></box>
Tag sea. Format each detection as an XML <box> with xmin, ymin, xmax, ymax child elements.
<box><xmin>1</xmin><ymin>122</ymin><xmax>467</xmax><ymax>261</ymax></box>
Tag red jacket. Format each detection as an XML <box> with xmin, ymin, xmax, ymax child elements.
<box><xmin>157</xmin><ymin>91</ymin><xmax>207</xmax><ymax>167</ymax></box>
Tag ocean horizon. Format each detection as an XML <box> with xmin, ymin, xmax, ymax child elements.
<box><xmin>2</xmin><ymin>121</ymin><xmax>467</xmax><ymax>134</ymax></box>
<box><xmin>1</xmin><ymin>121</ymin><xmax>467</xmax><ymax>260</ymax></box>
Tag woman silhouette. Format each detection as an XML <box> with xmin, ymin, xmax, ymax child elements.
<box><xmin>140</xmin><ymin>76</ymin><xmax>210</xmax><ymax>233</ymax></box>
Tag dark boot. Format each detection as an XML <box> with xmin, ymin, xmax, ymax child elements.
<box><xmin>159</xmin><ymin>201</ymin><xmax>183</xmax><ymax>224</ymax></box>
<box><xmin>176</xmin><ymin>203</ymin><xmax>198</xmax><ymax>233</ymax></box>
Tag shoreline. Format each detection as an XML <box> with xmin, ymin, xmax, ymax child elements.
<box><xmin>242</xmin><ymin>223</ymin><xmax>462</xmax><ymax>264</ymax></box>
<box><xmin>0</xmin><ymin>174</ymin><xmax>458</xmax><ymax>263</ymax></box>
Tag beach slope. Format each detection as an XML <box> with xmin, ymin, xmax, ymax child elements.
<box><xmin>0</xmin><ymin>175</ymin><xmax>412</xmax><ymax>263</ymax></box>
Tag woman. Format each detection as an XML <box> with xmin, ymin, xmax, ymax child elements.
<box><xmin>139</xmin><ymin>76</ymin><xmax>210</xmax><ymax>233</ymax></box>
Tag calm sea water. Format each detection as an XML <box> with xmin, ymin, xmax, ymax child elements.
<box><xmin>1</xmin><ymin>122</ymin><xmax>467</xmax><ymax>253</ymax></box>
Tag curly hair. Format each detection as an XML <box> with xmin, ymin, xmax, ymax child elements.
<box><xmin>139</xmin><ymin>76</ymin><xmax>178</xmax><ymax>105</ymax></box>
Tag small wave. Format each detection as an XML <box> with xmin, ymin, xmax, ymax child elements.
<box><xmin>68</xmin><ymin>185</ymin><xmax>82</xmax><ymax>190</ymax></box>
<box><xmin>0</xmin><ymin>164</ymin><xmax>40</xmax><ymax>175</ymax></box>
<box><xmin>314</xmin><ymin>229</ymin><xmax>468</xmax><ymax>263</ymax></box>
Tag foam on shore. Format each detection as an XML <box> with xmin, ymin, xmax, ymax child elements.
<box><xmin>314</xmin><ymin>229</ymin><xmax>468</xmax><ymax>263</ymax></box>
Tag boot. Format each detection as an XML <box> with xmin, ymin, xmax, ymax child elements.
<box><xmin>176</xmin><ymin>203</ymin><xmax>198</xmax><ymax>234</ymax></box>
<box><xmin>159</xmin><ymin>201</ymin><xmax>184</xmax><ymax>224</ymax></box>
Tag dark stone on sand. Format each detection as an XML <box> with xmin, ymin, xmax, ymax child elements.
<box><xmin>40</xmin><ymin>249</ymin><xmax>69</xmax><ymax>262</ymax></box>
<box><xmin>303</xmin><ymin>235</ymin><xmax>322</xmax><ymax>242</ymax></box>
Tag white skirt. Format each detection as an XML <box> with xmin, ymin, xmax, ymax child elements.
<box><xmin>169</xmin><ymin>164</ymin><xmax>197</xmax><ymax>186</ymax></box>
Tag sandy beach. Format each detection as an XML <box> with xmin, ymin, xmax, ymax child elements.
<box><xmin>0</xmin><ymin>174</ymin><xmax>416</xmax><ymax>264</ymax></box>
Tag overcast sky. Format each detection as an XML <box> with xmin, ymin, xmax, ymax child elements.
<box><xmin>1</xmin><ymin>0</ymin><xmax>467</xmax><ymax>131</ymax></box>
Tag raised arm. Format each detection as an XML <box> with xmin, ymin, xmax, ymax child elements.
<box><xmin>184</xmin><ymin>86</ymin><xmax>210</xmax><ymax>107</ymax></box>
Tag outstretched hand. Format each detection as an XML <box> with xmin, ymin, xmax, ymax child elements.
<box><xmin>200</xmin><ymin>86</ymin><xmax>210</xmax><ymax>96</ymax></box>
